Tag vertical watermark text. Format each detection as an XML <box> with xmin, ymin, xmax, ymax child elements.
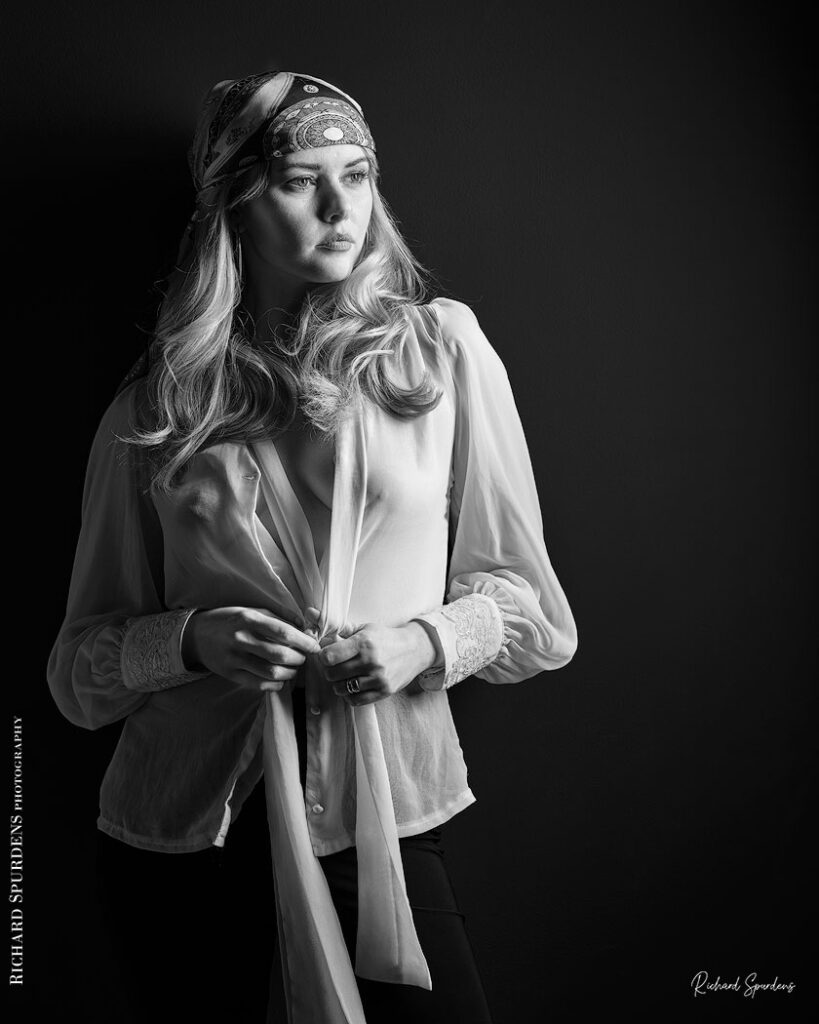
<box><xmin>9</xmin><ymin>716</ymin><xmax>23</xmax><ymax>986</ymax></box>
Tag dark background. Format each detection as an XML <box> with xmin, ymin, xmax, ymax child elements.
<box><xmin>7</xmin><ymin>1</ymin><xmax>816</xmax><ymax>1021</ymax></box>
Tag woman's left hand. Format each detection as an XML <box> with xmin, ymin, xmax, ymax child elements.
<box><xmin>318</xmin><ymin>622</ymin><xmax>438</xmax><ymax>705</ymax></box>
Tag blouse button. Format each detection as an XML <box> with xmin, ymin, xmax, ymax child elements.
<box><xmin>311</xmin><ymin>803</ymin><xmax>324</xmax><ymax>814</ymax></box>
<box><xmin>310</xmin><ymin>705</ymin><xmax>322</xmax><ymax>716</ymax></box>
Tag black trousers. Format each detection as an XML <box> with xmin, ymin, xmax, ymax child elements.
<box><xmin>95</xmin><ymin>780</ymin><xmax>494</xmax><ymax>1023</ymax></box>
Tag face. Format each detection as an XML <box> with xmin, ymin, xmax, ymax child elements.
<box><xmin>236</xmin><ymin>144</ymin><xmax>375</xmax><ymax>290</ymax></box>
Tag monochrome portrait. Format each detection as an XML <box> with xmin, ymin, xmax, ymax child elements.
<box><xmin>8</xmin><ymin>3</ymin><xmax>812</xmax><ymax>1022</ymax></box>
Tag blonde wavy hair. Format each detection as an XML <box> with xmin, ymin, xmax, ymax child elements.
<box><xmin>125</xmin><ymin>150</ymin><xmax>442</xmax><ymax>493</ymax></box>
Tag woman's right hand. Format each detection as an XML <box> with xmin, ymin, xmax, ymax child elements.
<box><xmin>181</xmin><ymin>607</ymin><xmax>322</xmax><ymax>692</ymax></box>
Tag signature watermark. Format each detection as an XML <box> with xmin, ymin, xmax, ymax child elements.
<box><xmin>9</xmin><ymin>716</ymin><xmax>23</xmax><ymax>986</ymax></box>
<box><xmin>691</xmin><ymin>970</ymin><xmax>796</xmax><ymax>998</ymax></box>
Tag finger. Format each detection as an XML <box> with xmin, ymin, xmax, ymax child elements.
<box><xmin>240</xmin><ymin>653</ymin><xmax>301</xmax><ymax>682</ymax></box>
<box><xmin>244</xmin><ymin>609</ymin><xmax>322</xmax><ymax>654</ymax></box>
<box><xmin>345</xmin><ymin>690</ymin><xmax>384</xmax><ymax>706</ymax></box>
<box><xmin>331</xmin><ymin>675</ymin><xmax>378</xmax><ymax>698</ymax></box>
<box><xmin>324</xmin><ymin>655</ymin><xmax>369</xmax><ymax>684</ymax></box>
<box><xmin>320</xmin><ymin>635</ymin><xmax>361</xmax><ymax>667</ymax></box>
<box><xmin>231</xmin><ymin>669</ymin><xmax>284</xmax><ymax>692</ymax></box>
<box><xmin>234</xmin><ymin>633</ymin><xmax>307</xmax><ymax>666</ymax></box>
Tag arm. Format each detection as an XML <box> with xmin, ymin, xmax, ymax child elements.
<box><xmin>46</xmin><ymin>383</ymin><xmax>208</xmax><ymax>731</ymax></box>
<box><xmin>411</xmin><ymin>297</ymin><xmax>578</xmax><ymax>691</ymax></box>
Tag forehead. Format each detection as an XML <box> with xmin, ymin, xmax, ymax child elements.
<box><xmin>272</xmin><ymin>144</ymin><xmax>370</xmax><ymax>172</ymax></box>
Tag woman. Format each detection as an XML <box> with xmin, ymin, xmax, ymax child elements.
<box><xmin>48</xmin><ymin>70</ymin><xmax>578</xmax><ymax>1024</ymax></box>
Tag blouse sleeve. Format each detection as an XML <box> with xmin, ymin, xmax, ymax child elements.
<box><xmin>412</xmin><ymin>297</ymin><xmax>578</xmax><ymax>690</ymax></box>
<box><xmin>46</xmin><ymin>382</ymin><xmax>209</xmax><ymax>731</ymax></box>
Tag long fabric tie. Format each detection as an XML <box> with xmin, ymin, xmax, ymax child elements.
<box><xmin>255</xmin><ymin>408</ymin><xmax>432</xmax><ymax>1024</ymax></box>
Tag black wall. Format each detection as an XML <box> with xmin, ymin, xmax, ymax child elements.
<box><xmin>8</xmin><ymin>1</ymin><xmax>815</xmax><ymax>1021</ymax></box>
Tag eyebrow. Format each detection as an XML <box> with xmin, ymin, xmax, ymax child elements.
<box><xmin>274</xmin><ymin>156</ymin><xmax>371</xmax><ymax>173</ymax></box>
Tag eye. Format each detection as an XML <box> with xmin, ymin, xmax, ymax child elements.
<box><xmin>285</xmin><ymin>175</ymin><xmax>316</xmax><ymax>191</ymax></box>
<box><xmin>347</xmin><ymin>169</ymin><xmax>370</xmax><ymax>185</ymax></box>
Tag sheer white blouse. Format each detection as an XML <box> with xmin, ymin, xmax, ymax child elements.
<box><xmin>47</xmin><ymin>296</ymin><xmax>578</xmax><ymax>1022</ymax></box>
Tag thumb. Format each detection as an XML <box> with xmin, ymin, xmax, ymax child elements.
<box><xmin>303</xmin><ymin>606</ymin><xmax>322</xmax><ymax>634</ymax></box>
<box><xmin>304</xmin><ymin>605</ymin><xmax>321</xmax><ymax>624</ymax></box>
<box><xmin>339</xmin><ymin>618</ymin><xmax>367</xmax><ymax>638</ymax></box>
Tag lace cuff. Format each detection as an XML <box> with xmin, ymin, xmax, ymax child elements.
<box><xmin>121</xmin><ymin>609</ymin><xmax>211</xmax><ymax>692</ymax></box>
<box><xmin>411</xmin><ymin>592</ymin><xmax>507</xmax><ymax>691</ymax></box>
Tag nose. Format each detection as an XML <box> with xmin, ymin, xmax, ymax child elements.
<box><xmin>319</xmin><ymin>180</ymin><xmax>350</xmax><ymax>223</ymax></box>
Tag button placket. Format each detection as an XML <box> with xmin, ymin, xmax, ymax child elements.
<box><xmin>304</xmin><ymin>700</ymin><xmax>325</xmax><ymax>823</ymax></box>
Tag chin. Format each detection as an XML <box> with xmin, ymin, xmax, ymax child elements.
<box><xmin>306</xmin><ymin>258</ymin><xmax>357</xmax><ymax>284</ymax></box>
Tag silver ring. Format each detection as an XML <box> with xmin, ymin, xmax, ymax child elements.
<box><xmin>346</xmin><ymin>677</ymin><xmax>361</xmax><ymax>695</ymax></box>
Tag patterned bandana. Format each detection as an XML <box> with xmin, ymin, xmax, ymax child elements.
<box><xmin>185</xmin><ymin>70</ymin><xmax>375</xmax><ymax>233</ymax></box>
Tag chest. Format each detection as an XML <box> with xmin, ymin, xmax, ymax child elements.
<box><xmin>271</xmin><ymin>409</ymin><xmax>336</xmax><ymax>564</ymax></box>
<box><xmin>274</xmin><ymin>410</ymin><xmax>335</xmax><ymax>505</ymax></box>
<box><xmin>162</xmin><ymin>395</ymin><xmax>456</xmax><ymax>577</ymax></box>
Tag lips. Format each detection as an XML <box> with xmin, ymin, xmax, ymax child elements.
<box><xmin>318</xmin><ymin>233</ymin><xmax>354</xmax><ymax>250</ymax></box>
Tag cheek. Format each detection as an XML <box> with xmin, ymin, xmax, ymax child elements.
<box><xmin>248</xmin><ymin>201</ymin><xmax>311</xmax><ymax>254</ymax></box>
<box><xmin>358</xmin><ymin>192</ymin><xmax>374</xmax><ymax>226</ymax></box>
